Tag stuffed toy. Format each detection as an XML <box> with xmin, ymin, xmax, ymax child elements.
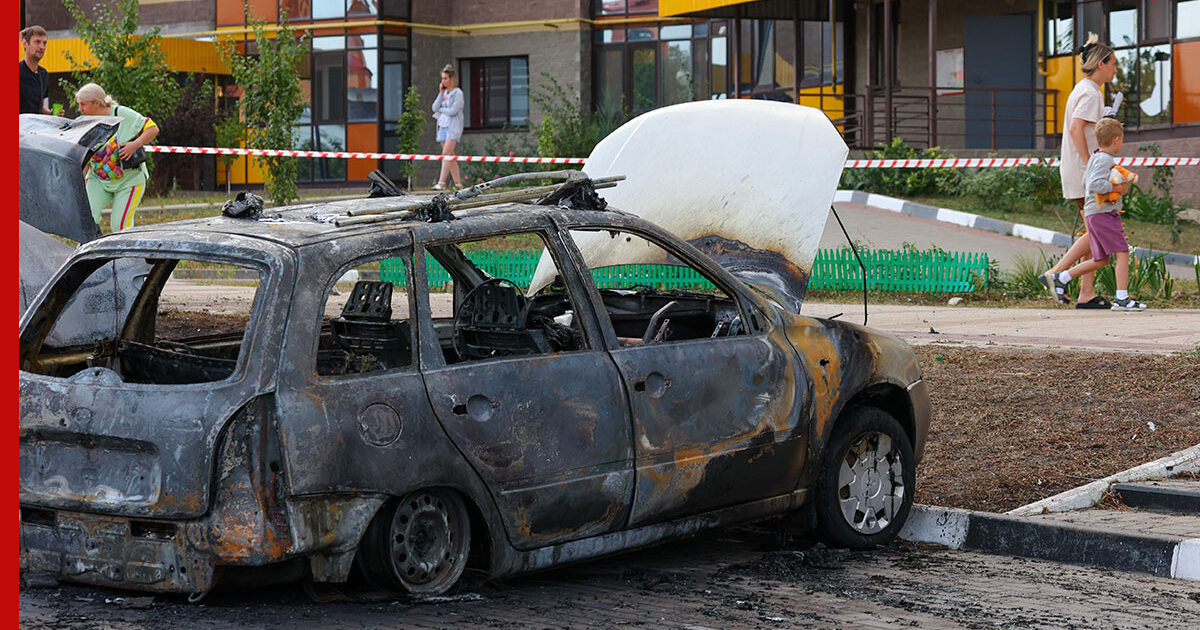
<box><xmin>1097</xmin><ymin>165</ymin><xmax>1137</xmax><ymax>206</ymax></box>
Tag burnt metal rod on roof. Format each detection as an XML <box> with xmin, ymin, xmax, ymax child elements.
<box><xmin>344</xmin><ymin>175</ymin><xmax>626</xmax><ymax>218</ymax></box>
<box><xmin>343</xmin><ymin>199</ymin><xmax>427</xmax><ymax>217</ymax></box>
<box><xmin>452</xmin><ymin>170</ymin><xmax>582</xmax><ymax>201</ymax></box>
<box><xmin>333</xmin><ymin>179</ymin><xmax>623</xmax><ymax>228</ymax></box>
<box><xmin>344</xmin><ymin>183</ymin><xmax>568</xmax><ymax>220</ymax></box>
<box><xmin>452</xmin><ymin>179</ymin><xmax>623</xmax><ymax>211</ymax></box>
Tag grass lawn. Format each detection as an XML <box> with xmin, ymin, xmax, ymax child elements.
<box><xmin>905</xmin><ymin>195</ymin><xmax>1200</xmax><ymax>255</ymax></box>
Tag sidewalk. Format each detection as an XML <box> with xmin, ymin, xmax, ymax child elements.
<box><xmin>902</xmin><ymin>445</ymin><xmax>1200</xmax><ymax>582</ymax></box>
<box><xmin>804</xmin><ymin>302</ymin><xmax>1200</xmax><ymax>353</ymax></box>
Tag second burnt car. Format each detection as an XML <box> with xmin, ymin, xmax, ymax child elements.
<box><xmin>19</xmin><ymin>102</ymin><xmax>931</xmax><ymax>597</ymax></box>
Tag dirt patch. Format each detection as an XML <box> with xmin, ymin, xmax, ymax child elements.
<box><xmin>156</xmin><ymin>309</ymin><xmax>251</xmax><ymax>339</ymax></box>
<box><xmin>912</xmin><ymin>344</ymin><xmax>1200</xmax><ymax>512</ymax></box>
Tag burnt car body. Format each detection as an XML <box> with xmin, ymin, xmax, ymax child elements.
<box><xmin>19</xmin><ymin>103</ymin><xmax>930</xmax><ymax>597</ymax></box>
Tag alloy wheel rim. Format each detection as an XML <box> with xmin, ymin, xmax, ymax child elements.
<box><xmin>836</xmin><ymin>431</ymin><xmax>906</xmax><ymax>534</ymax></box>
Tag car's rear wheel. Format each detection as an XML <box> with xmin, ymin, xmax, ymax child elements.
<box><xmin>357</xmin><ymin>489</ymin><xmax>471</xmax><ymax>594</ymax></box>
<box><xmin>814</xmin><ymin>406</ymin><xmax>914</xmax><ymax>549</ymax></box>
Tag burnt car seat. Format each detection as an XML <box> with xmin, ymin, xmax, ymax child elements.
<box><xmin>455</xmin><ymin>278</ymin><xmax>550</xmax><ymax>360</ymax></box>
<box><xmin>331</xmin><ymin>280</ymin><xmax>411</xmax><ymax>369</ymax></box>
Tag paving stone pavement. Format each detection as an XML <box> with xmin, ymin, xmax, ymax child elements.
<box><xmin>1026</xmin><ymin>507</ymin><xmax>1200</xmax><ymax>539</ymax></box>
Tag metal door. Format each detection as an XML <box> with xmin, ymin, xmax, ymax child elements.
<box><xmin>965</xmin><ymin>13</ymin><xmax>1035</xmax><ymax>149</ymax></box>
<box><xmin>422</xmin><ymin>351</ymin><xmax>633</xmax><ymax>550</ymax></box>
<box><xmin>611</xmin><ymin>330</ymin><xmax>808</xmax><ymax>527</ymax></box>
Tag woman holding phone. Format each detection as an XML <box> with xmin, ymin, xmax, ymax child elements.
<box><xmin>430</xmin><ymin>65</ymin><xmax>464</xmax><ymax>190</ymax></box>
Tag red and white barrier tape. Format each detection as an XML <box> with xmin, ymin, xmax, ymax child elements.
<box><xmin>144</xmin><ymin>145</ymin><xmax>1198</xmax><ymax>168</ymax></box>
<box><xmin>842</xmin><ymin>156</ymin><xmax>1200</xmax><ymax>168</ymax></box>
<box><xmin>145</xmin><ymin>145</ymin><xmax>585</xmax><ymax>164</ymax></box>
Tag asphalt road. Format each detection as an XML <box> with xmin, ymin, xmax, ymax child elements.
<box><xmin>19</xmin><ymin>528</ymin><xmax>1200</xmax><ymax>629</ymax></box>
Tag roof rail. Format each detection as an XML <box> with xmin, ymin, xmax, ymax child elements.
<box><xmin>330</xmin><ymin>171</ymin><xmax>624</xmax><ymax>228</ymax></box>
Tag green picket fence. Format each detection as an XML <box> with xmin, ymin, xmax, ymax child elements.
<box><xmin>809</xmin><ymin>248</ymin><xmax>989</xmax><ymax>293</ymax></box>
<box><xmin>381</xmin><ymin>248</ymin><xmax>989</xmax><ymax>294</ymax></box>
<box><xmin>381</xmin><ymin>251</ymin><xmax>717</xmax><ymax>291</ymax></box>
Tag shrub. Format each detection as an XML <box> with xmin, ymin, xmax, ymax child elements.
<box><xmin>1122</xmin><ymin>144</ymin><xmax>1184</xmax><ymax>245</ymax></box>
<box><xmin>994</xmin><ymin>252</ymin><xmax>1055</xmax><ymax>298</ymax></box>
<box><xmin>59</xmin><ymin>0</ymin><xmax>179</xmax><ymax>122</ymax></box>
<box><xmin>839</xmin><ymin>137</ymin><xmax>962</xmax><ymax>196</ymax></box>
<box><xmin>220</xmin><ymin>10</ymin><xmax>308</xmax><ymax>206</ymax></box>
<box><xmin>533</xmin><ymin>74</ymin><xmax>626</xmax><ymax>162</ymax></box>
<box><xmin>459</xmin><ymin>131</ymin><xmax>540</xmax><ymax>184</ymax></box>
<box><xmin>961</xmin><ymin>161</ymin><xmax>1063</xmax><ymax>213</ymax></box>
<box><xmin>394</xmin><ymin>86</ymin><xmax>424</xmax><ymax>188</ymax></box>
<box><xmin>1094</xmin><ymin>251</ymin><xmax>1173</xmax><ymax>299</ymax></box>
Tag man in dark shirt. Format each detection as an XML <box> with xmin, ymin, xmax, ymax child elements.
<box><xmin>20</xmin><ymin>25</ymin><xmax>52</xmax><ymax>115</ymax></box>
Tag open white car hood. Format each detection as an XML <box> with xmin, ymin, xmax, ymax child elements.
<box><xmin>533</xmin><ymin>100</ymin><xmax>848</xmax><ymax>312</ymax></box>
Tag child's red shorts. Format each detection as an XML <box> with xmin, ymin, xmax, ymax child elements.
<box><xmin>1084</xmin><ymin>210</ymin><xmax>1129</xmax><ymax>261</ymax></box>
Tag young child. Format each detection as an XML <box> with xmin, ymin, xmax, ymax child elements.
<box><xmin>1042</xmin><ymin>118</ymin><xmax>1147</xmax><ymax>311</ymax></box>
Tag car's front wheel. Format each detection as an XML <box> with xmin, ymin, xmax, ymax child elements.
<box><xmin>357</xmin><ymin>488</ymin><xmax>471</xmax><ymax>594</ymax></box>
<box><xmin>814</xmin><ymin>406</ymin><xmax>915</xmax><ymax>549</ymax></box>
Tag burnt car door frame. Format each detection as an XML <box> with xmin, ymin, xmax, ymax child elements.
<box><xmin>410</xmin><ymin>217</ymin><xmax>635</xmax><ymax>551</ymax></box>
<box><xmin>273</xmin><ymin>232</ymin><xmax>480</xmax><ymax>501</ymax></box>
<box><xmin>18</xmin><ymin>236</ymin><xmax>292</xmax><ymax>519</ymax></box>
<box><xmin>552</xmin><ymin>214</ymin><xmax>811</xmax><ymax>527</ymax></box>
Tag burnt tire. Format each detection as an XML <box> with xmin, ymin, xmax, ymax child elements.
<box><xmin>356</xmin><ymin>489</ymin><xmax>471</xmax><ymax>594</ymax></box>
<box><xmin>814</xmin><ymin>406</ymin><xmax>914</xmax><ymax>550</ymax></box>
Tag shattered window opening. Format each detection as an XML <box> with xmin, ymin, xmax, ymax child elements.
<box><xmin>423</xmin><ymin>232</ymin><xmax>589</xmax><ymax>365</ymax></box>
<box><xmin>569</xmin><ymin>228</ymin><xmax>749</xmax><ymax>346</ymax></box>
<box><xmin>20</xmin><ymin>256</ymin><xmax>262</xmax><ymax>385</ymax></box>
<box><xmin>316</xmin><ymin>253</ymin><xmax>416</xmax><ymax>377</ymax></box>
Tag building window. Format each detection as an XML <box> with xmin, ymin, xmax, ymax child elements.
<box><xmin>1075</xmin><ymin>1</ymin><xmax>1105</xmax><ymax>48</ymax></box>
<box><xmin>1180</xmin><ymin>0</ymin><xmax>1200</xmax><ymax>39</ymax></box>
<box><xmin>313</xmin><ymin>36</ymin><xmax>346</xmax><ymax>123</ymax></box>
<box><xmin>313</xmin><ymin>0</ymin><xmax>344</xmax><ymax>20</ymax></box>
<box><xmin>347</xmin><ymin>34</ymin><xmax>378</xmax><ymax>122</ymax></box>
<box><xmin>282</xmin><ymin>0</ymin><xmax>408</xmax><ymax>21</ymax></box>
<box><xmin>595</xmin><ymin>23</ymin><xmax>714</xmax><ymax>114</ymax></box>
<box><xmin>800</xmin><ymin>19</ymin><xmax>844</xmax><ymax>88</ymax></box>
<box><xmin>459</xmin><ymin>57</ymin><xmax>530</xmax><ymax>129</ymax></box>
<box><xmin>1045</xmin><ymin>1</ymin><xmax>1075</xmax><ymax>56</ymax></box>
<box><xmin>594</xmin><ymin>0</ymin><xmax>659</xmax><ymax>16</ymax></box>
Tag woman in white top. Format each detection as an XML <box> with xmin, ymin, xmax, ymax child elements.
<box><xmin>430</xmin><ymin>65</ymin><xmax>464</xmax><ymax>190</ymax></box>
<box><xmin>1043</xmin><ymin>33</ymin><xmax>1118</xmax><ymax>309</ymax></box>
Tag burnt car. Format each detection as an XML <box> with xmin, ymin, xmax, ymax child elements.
<box><xmin>19</xmin><ymin>102</ymin><xmax>930</xmax><ymax>597</ymax></box>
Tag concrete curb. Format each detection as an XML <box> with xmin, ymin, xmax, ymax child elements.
<box><xmin>899</xmin><ymin>504</ymin><xmax>1200</xmax><ymax>580</ymax></box>
<box><xmin>1006</xmin><ymin>443</ymin><xmax>1200</xmax><ymax>516</ymax></box>
<box><xmin>1113</xmin><ymin>481</ymin><xmax>1200</xmax><ymax>513</ymax></box>
<box><xmin>834</xmin><ymin>189</ymin><xmax>1200</xmax><ymax>268</ymax></box>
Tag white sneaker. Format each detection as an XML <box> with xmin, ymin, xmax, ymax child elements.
<box><xmin>1112</xmin><ymin>297</ymin><xmax>1148</xmax><ymax>311</ymax></box>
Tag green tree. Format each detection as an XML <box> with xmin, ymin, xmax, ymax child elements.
<box><xmin>59</xmin><ymin>0</ymin><xmax>179</xmax><ymax>121</ymax></box>
<box><xmin>534</xmin><ymin>74</ymin><xmax>625</xmax><ymax>162</ymax></box>
<box><xmin>214</xmin><ymin>115</ymin><xmax>245</xmax><ymax>194</ymax></box>
<box><xmin>395</xmin><ymin>86</ymin><xmax>425</xmax><ymax>188</ymax></box>
<box><xmin>220</xmin><ymin>8</ymin><xmax>307</xmax><ymax>206</ymax></box>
